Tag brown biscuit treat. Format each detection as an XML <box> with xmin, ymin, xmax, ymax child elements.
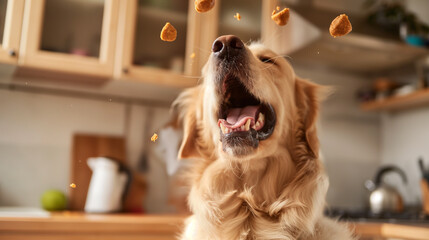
<box><xmin>160</xmin><ymin>22</ymin><xmax>177</xmax><ymax>42</ymax></box>
<box><xmin>195</xmin><ymin>0</ymin><xmax>215</xmax><ymax>13</ymax></box>
<box><xmin>234</xmin><ymin>12</ymin><xmax>241</xmax><ymax>21</ymax></box>
<box><xmin>329</xmin><ymin>14</ymin><xmax>352</xmax><ymax>37</ymax></box>
<box><xmin>151</xmin><ymin>133</ymin><xmax>158</xmax><ymax>142</ymax></box>
<box><xmin>271</xmin><ymin>8</ymin><xmax>290</xmax><ymax>26</ymax></box>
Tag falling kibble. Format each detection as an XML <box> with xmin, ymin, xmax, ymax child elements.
<box><xmin>276</xmin><ymin>6</ymin><xmax>280</xmax><ymax>11</ymax></box>
<box><xmin>329</xmin><ymin>14</ymin><xmax>352</xmax><ymax>37</ymax></box>
<box><xmin>151</xmin><ymin>133</ymin><xmax>158</xmax><ymax>142</ymax></box>
<box><xmin>271</xmin><ymin>8</ymin><xmax>290</xmax><ymax>26</ymax></box>
<box><xmin>69</xmin><ymin>183</ymin><xmax>76</xmax><ymax>189</ymax></box>
<box><xmin>190</xmin><ymin>52</ymin><xmax>196</xmax><ymax>59</ymax></box>
<box><xmin>234</xmin><ymin>13</ymin><xmax>241</xmax><ymax>21</ymax></box>
<box><xmin>160</xmin><ymin>22</ymin><xmax>177</xmax><ymax>42</ymax></box>
<box><xmin>194</xmin><ymin>0</ymin><xmax>215</xmax><ymax>13</ymax></box>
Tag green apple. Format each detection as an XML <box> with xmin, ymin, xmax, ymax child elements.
<box><xmin>41</xmin><ymin>190</ymin><xmax>67</xmax><ymax>211</ymax></box>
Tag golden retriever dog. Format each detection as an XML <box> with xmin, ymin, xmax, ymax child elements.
<box><xmin>173</xmin><ymin>35</ymin><xmax>355</xmax><ymax>240</ymax></box>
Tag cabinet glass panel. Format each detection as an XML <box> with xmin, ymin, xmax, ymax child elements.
<box><xmin>219</xmin><ymin>0</ymin><xmax>261</xmax><ymax>44</ymax></box>
<box><xmin>133</xmin><ymin>0</ymin><xmax>189</xmax><ymax>73</ymax></box>
<box><xmin>0</xmin><ymin>0</ymin><xmax>7</xmax><ymax>45</ymax></box>
<box><xmin>40</xmin><ymin>0</ymin><xmax>104</xmax><ymax>57</ymax></box>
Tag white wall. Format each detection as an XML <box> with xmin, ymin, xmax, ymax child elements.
<box><xmin>0</xmin><ymin>89</ymin><xmax>126</xmax><ymax>206</ymax></box>
<box><xmin>126</xmin><ymin>104</ymin><xmax>177</xmax><ymax>213</ymax></box>
<box><xmin>406</xmin><ymin>0</ymin><xmax>429</xmax><ymax>25</ymax></box>
<box><xmin>294</xmin><ymin>65</ymin><xmax>381</xmax><ymax>210</ymax></box>
<box><xmin>380</xmin><ymin>107</ymin><xmax>429</xmax><ymax>207</ymax></box>
<box><xmin>0</xmin><ymin>88</ymin><xmax>174</xmax><ymax>212</ymax></box>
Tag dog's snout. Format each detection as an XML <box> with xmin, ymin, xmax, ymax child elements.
<box><xmin>212</xmin><ymin>35</ymin><xmax>244</xmax><ymax>56</ymax></box>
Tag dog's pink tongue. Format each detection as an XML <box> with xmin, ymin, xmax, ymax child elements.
<box><xmin>224</xmin><ymin>105</ymin><xmax>259</xmax><ymax>128</ymax></box>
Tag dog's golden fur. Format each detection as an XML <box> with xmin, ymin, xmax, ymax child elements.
<box><xmin>173</xmin><ymin>42</ymin><xmax>355</xmax><ymax>240</ymax></box>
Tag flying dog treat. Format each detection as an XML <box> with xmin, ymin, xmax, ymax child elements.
<box><xmin>69</xmin><ymin>183</ymin><xmax>76</xmax><ymax>189</ymax></box>
<box><xmin>329</xmin><ymin>14</ymin><xmax>352</xmax><ymax>37</ymax></box>
<box><xmin>271</xmin><ymin>8</ymin><xmax>290</xmax><ymax>26</ymax></box>
<box><xmin>190</xmin><ymin>52</ymin><xmax>196</xmax><ymax>59</ymax></box>
<box><xmin>234</xmin><ymin>12</ymin><xmax>241</xmax><ymax>21</ymax></box>
<box><xmin>151</xmin><ymin>133</ymin><xmax>158</xmax><ymax>142</ymax></box>
<box><xmin>195</xmin><ymin>0</ymin><xmax>215</xmax><ymax>13</ymax></box>
<box><xmin>160</xmin><ymin>22</ymin><xmax>177</xmax><ymax>42</ymax></box>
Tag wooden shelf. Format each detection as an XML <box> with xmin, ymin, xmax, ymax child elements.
<box><xmin>360</xmin><ymin>88</ymin><xmax>429</xmax><ymax>112</ymax></box>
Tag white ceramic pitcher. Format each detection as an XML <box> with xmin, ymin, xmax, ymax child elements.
<box><xmin>84</xmin><ymin>157</ymin><xmax>129</xmax><ymax>213</ymax></box>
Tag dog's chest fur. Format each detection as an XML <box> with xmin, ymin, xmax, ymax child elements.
<box><xmin>191</xmin><ymin>158</ymin><xmax>299</xmax><ymax>239</ymax></box>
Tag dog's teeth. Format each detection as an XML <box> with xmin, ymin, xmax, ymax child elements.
<box><xmin>245</xmin><ymin>119</ymin><xmax>251</xmax><ymax>131</ymax></box>
<box><xmin>259</xmin><ymin>112</ymin><xmax>265</xmax><ymax>122</ymax></box>
<box><xmin>220</xmin><ymin>123</ymin><xmax>226</xmax><ymax>134</ymax></box>
<box><xmin>255</xmin><ymin>121</ymin><xmax>260</xmax><ymax>128</ymax></box>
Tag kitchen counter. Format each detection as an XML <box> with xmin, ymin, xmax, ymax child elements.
<box><xmin>1</xmin><ymin>213</ymin><xmax>428</xmax><ymax>240</ymax></box>
<box><xmin>351</xmin><ymin>221</ymin><xmax>429</xmax><ymax>240</ymax></box>
<box><xmin>0</xmin><ymin>212</ymin><xmax>185</xmax><ymax>240</ymax></box>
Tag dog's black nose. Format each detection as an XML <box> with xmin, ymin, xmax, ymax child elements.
<box><xmin>212</xmin><ymin>35</ymin><xmax>244</xmax><ymax>56</ymax></box>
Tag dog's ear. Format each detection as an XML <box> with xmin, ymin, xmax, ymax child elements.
<box><xmin>294</xmin><ymin>77</ymin><xmax>330</xmax><ymax>158</ymax></box>
<box><xmin>179</xmin><ymin>110</ymin><xmax>201</xmax><ymax>159</ymax></box>
<box><xmin>171</xmin><ymin>87</ymin><xmax>203</xmax><ymax>160</ymax></box>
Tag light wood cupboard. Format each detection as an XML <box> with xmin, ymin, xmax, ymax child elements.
<box><xmin>18</xmin><ymin>0</ymin><xmax>119</xmax><ymax>78</ymax></box>
<box><xmin>0</xmin><ymin>0</ymin><xmax>25</xmax><ymax>64</ymax></box>
<box><xmin>0</xmin><ymin>0</ymin><xmax>277</xmax><ymax>89</ymax></box>
<box><xmin>0</xmin><ymin>0</ymin><xmax>219</xmax><ymax>88</ymax></box>
<box><xmin>114</xmin><ymin>0</ymin><xmax>217</xmax><ymax>88</ymax></box>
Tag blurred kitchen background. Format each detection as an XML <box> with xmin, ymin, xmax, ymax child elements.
<box><xmin>0</xmin><ymin>0</ymin><xmax>429</xmax><ymax>239</ymax></box>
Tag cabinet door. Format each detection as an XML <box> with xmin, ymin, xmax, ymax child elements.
<box><xmin>0</xmin><ymin>0</ymin><xmax>24</xmax><ymax>64</ymax></box>
<box><xmin>19</xmin><ymin>0</ymin><xmax>119</xmax><ymax>78</ymax></box>
<box><xmin>115</xmin><ymin>0</ymin><xmax>216</xmax><ymax>88</ymax></box>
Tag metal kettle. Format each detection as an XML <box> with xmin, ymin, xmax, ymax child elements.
<box><xmin>365</xmin><ymin>165</ymin><xmax>407</xmax><ymax>214</ymax></box>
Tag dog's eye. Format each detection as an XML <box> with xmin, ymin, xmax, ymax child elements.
<box><xmin>259</xmin><ymin>56</ymin><xmax>275</xmax><ymax>64</ymax></box>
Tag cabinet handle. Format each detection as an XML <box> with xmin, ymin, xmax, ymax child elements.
<box><xmin>8</xmin><ymin>49</ymin><xmax>16</xmax><ymax>57</ymax></box>
<box><xmin>123</xmin><ymin>68</ymin><xmax>129</xmax><ymax>74</ymax></box>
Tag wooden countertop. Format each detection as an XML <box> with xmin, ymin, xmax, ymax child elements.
<box><xmin>352</xmin><ymin>221</ymin><xmax>429</xmax><ymax>240</ymax></box>
<box><xmin>1</xmin><ymin>213</ymin><xmax>429</xmax><ymax>240</ymax></box>
<box><xmin>0</xmin><ymin>212</ymin><xmax>185</xmax><ymax>233</ymax></box>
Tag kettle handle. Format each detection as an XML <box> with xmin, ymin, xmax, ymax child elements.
<box><xmin>375</xmin><ymin>165</ymin><xmax>407</xmax><ymax>186</ymax></box>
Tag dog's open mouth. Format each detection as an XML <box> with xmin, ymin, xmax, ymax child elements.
<box><xmin>217</xmin><ymin>76</ymin><xmax>276</xmax><ymax>149</ymax></box>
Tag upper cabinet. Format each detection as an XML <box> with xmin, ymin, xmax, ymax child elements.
<box><xmin>115</xmin><ymin>0</ymin><xmax>215</xmax><ymax>87</ymax></box>
<box><xmin>0</xmin><ymin>0</ymin><xmax>270</xmax><ymax>89</ymax></box>
<box><xmin>19</xmin><ymin>0</ymin><xmax>119</xmax><ymax>78</ymax></box>
<box><xmin>0</xmin><ymin>0</ymin><xmax>24</xmax><ymax>64</ymax></box>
